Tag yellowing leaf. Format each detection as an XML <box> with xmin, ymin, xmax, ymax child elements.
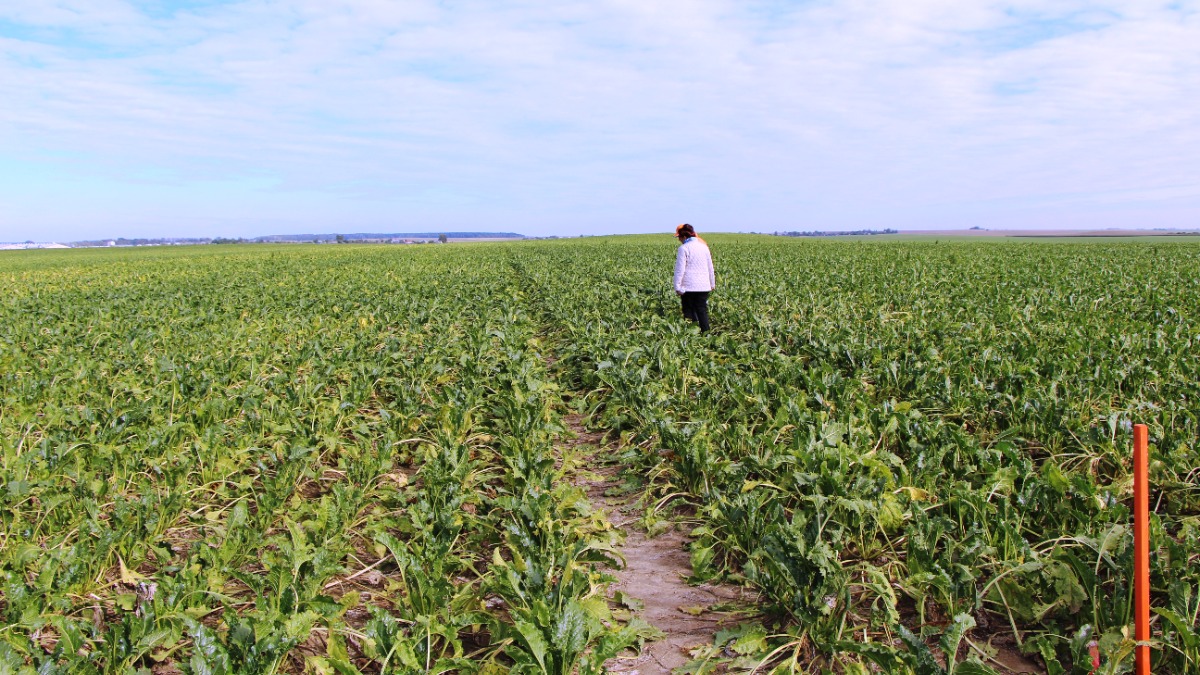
<box><xmin>895</xmin><ymin>486</ymin><xmax>935</xmax><ymax>503</ymax></box>
<box><xmin>118</xmin><ymin>555</ymin><xmax>147</xmax><ymax>584</ymax></box>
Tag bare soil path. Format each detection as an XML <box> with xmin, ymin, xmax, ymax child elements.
<box><xmin>560</xmin><ymin>414</ymin><xmax>753</xmax><ymax>674</ymax></box>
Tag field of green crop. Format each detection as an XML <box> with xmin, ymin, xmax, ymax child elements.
<box><xmin>2</xmin><ymin>236</ymin><xmax>1198</xmax><ymax>674</ymax></box>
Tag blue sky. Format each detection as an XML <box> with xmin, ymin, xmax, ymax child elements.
<box><xmin>2</xmin><ymin>0</ymin><xmax>1198</xmax><ymax>241</ymax></box>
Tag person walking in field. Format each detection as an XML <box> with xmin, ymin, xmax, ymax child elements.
<box><xmin>673</xmin><ymin>223</ymin><xmax>715</xmax><ymax>332</ymax></box>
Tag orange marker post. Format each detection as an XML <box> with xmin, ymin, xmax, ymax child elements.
<box><xmin>1133</xmin><ymin>423</ymin><xmax>1150</xmax><ymax>675</ymax></box>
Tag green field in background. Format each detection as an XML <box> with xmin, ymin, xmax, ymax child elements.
<box><xmin>3</xmin><ymin>237</ymin><xmax>1198</xmax><ymax>674</ymax></box>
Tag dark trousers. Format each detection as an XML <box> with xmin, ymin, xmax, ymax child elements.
<box><xmin>680</xmin><ymin>291</ymin><xmax>710</xmax><ymax>332</ymax></box>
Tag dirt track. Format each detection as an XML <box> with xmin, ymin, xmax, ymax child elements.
<box><xmin>562</xmin><ymin>415</ymin><xmax>750</xmax><ymax>674</ymax></box>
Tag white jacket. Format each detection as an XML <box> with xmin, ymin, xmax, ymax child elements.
<box><xmin>673</xmin><ymin>237</ymin><xmax>715</xmax><ymax>293</ymax></box>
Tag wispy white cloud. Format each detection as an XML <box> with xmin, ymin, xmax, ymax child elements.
<box><xmin>1</xmin><ymin>0</ymin><xmax>1198</xmax><ymax>239</ymax></box>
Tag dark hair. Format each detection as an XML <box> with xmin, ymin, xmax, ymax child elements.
<box><xmin>676</xmin><ymin>223</ymin><xmax>696</xmax><ymax>238</ymax></box>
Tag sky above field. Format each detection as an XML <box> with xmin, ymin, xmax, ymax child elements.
<box><xmin>2</xmin><ymin>1</ymin><xmax>1199</xmax><ymax>241</ymax></box>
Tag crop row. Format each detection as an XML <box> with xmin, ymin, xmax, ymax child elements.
<box><xmin>1</xmin><ymin>246</ymin><xmax>648</xmax><ymax>674</ymax></box>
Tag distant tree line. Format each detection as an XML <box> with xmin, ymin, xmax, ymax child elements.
<box><xmin>775</xmin><ymin>228</ymin><xmax>898</xmax><ymax>237</ymax></box>
<box><xmin>68</xmin><ymin>237</ymin><xmax>212</xmax><ymax>247</ymax></box>
<box><xmin>255</xmin><ymin>232</ymin><xmax>523</xmax><ymax>242</ymax></box>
